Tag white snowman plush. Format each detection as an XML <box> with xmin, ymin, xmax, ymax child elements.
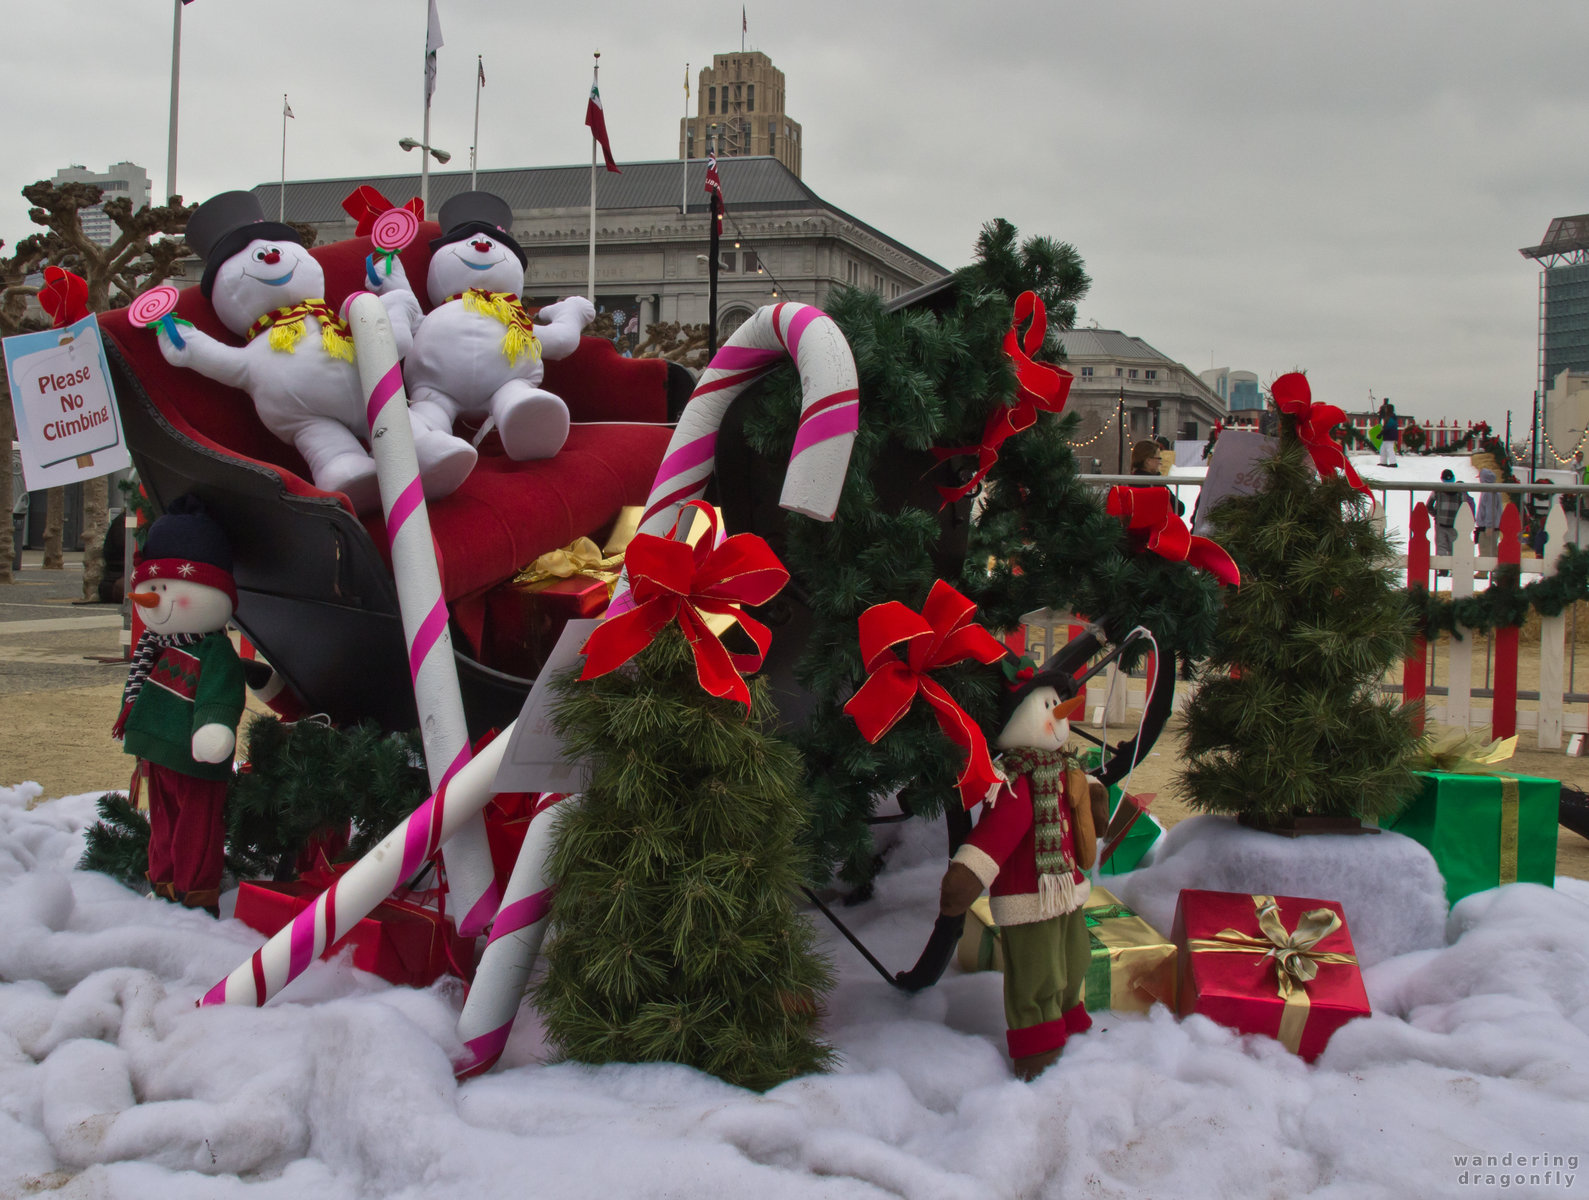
<box><xmin>158</xmin><ymin>191</ymin><xmax>476</xmax><ymax>513</ymax></box>
<box><xmin>405</xmin><ymin>191</ymin><xmax>595</xmax><ymax>461</ymax></box>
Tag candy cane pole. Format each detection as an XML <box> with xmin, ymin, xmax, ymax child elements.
<box><xmin>347</xmin><ymin>294</ymin><xmax>500</xmax><ymax>936</ymax></box>
<box><xmin>610</xmin><ymin>302</ymin><xmax>858</xmax><ymax>614</ymax></box>
<box><xmin>452</xmin><ymin>793</ymin><xmax>575</xmax><ymax>1077</ymax></box>
<box><xmin>200</xmin><ymin>728</ymin><xmax>511</xmax><ymax>1006</ymax></box>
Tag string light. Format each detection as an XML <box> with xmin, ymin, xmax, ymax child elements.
<box><xmin>1542</xmin><ymin>427</ymin><xmax>1589</xmax><ymax>464</ymax></box>
<box><xmin>1066</xmin><ymin>406</ymin><xmax>1120</xmax><ymax>448</ymax></box>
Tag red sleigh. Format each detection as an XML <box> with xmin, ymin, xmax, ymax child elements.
<box><xmin>102</xmin><ymin>224</ymin><xmax>692</xmax><ymax>735</ymax></box>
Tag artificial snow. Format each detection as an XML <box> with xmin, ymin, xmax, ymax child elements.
<box><xmin>1114</xmin><ymin>814</ymin><xmax>1449</xmax><ymax>967</ymax></box>
<box><xmin>3</xmin><ymin>779</ymin><xmax>1588</xmax><ymax>1199</ymax></box>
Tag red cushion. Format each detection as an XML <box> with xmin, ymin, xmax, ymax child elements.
<box><xmin>101</xmin><ymin>223</ymin><xmax>673</xmax><ymax>602</ymax></box>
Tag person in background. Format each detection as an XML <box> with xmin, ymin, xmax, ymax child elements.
<box><xmin>1426</xmin><ymin>469</ymin><xmax>1473</xmax><ymax>572</ymax></box>
<box><xmin>1377</xmin><ymin>398</ymin><xmax>1400</xmax><ymax>467</ymax></box>
<box><xmin>1474</xmin><ymin>455</ymin><xmax>1501</xmax><ymax>558</ymax></box>
<box><xmin>1130</xmin><ymin>440</ymin><xmax>1183</xmax><ymax>514</ymax></box>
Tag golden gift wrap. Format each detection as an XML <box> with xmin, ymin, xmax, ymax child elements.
<box><xmin>955</xmin><ymin>885</ymin><xmax>1176</xmax><ymax>1014</ymax></box>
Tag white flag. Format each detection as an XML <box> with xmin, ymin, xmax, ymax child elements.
<box><xmin>425</xmin><ymin>0</ymin><xmax>444</xmax><ymax>102</ymax></box>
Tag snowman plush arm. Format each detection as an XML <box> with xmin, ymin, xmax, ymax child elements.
<box><xmin>532</xmin><ymin>295</ymin><xmax>597</xmax><ymax>360</ymax></box>
<box><xmin>156</xmin><ymin>322</ymin><xmax>253</xmax><ymax>392</ymax></box>
<box><xmin>366</xmin><ymin>255</ymin><xmax>423</xmax><ymax>354</ymax></box>
<box><xmin>191</xmin><ymin>723</ymin><xmax>236</xmax><ymax>763</ymax></box>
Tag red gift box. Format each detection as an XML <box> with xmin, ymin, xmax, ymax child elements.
<box><xmin>234</xmin><ymin>880</ymin><xmax>476</xmax><ymax>987</ymax></box>
<box><xmin>481</xmin><ymin>577</ymin><xmax>610</xmax><ymax>679</ymax></box>
<box><xmin>1173</xmin><ymin>889</ymin><xmax>1369</xmax><ymax>1062</ymax></box>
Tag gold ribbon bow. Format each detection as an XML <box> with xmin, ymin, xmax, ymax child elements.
<box><xmin>1408</xmin><ymin>727</ymin><xmax>1522</xmax><ymax>884</ymax></box>
<box><xmin>1189</xmin><ymin>894</ymin><xmax>1359</xmax><ymax>1054</ymax></box>
<box><xmin>513</xmin><ymin>537</ymin><xmax>625</xmax><ymax>593</ymax></box>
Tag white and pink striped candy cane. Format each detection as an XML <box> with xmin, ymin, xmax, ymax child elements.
<box><xmin>347</xmin><ymin>293</ymin><xmax>499</xmax><ymax>936</ymax></box>
<box><xmin>200</xmin><ymin>729</ymin><xmax>512</xmax><ymax>1006</ymax></box>
<box><xmin>452</xmin><ymin>792</ymin><xmax>573</xmax><ymax>1077</ymax></box>
<box><xmin>609</xmin><ymin>302</ymin><xmax>858</xmax><ymax>615</ymax></box>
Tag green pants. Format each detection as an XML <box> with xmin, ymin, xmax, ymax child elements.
<box><xmin>1000</xmin><ymin>908</ymin><xmax>1091</xmax><ymax>1058</ymax></box>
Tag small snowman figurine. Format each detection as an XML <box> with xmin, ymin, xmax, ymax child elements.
<box><xmin>111</xmin><ymin>495</ymin><xmax>247</xmax><ymax>914</ymax></box>
<box><xmin>405</xmin><ymin>191</ymin><xmax>595</xmax><ymax>460</ymax></box>
<box><xmin>158</xmin><ymin>191</ymin><xmax>476</xmax><ymax>512</ymax></box>
<box><xmin>938</xmin><ymin>661</ymin><xmax>1106</xmax><ymax>1080</ymax></box>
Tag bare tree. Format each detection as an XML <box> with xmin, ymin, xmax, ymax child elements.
<box><xmin>0</xmin><ymin>232</ymin><xmax>52</xmax><ymax>584</ymax></box>
<box><xmin>1</xmin><ymin>182</ymin><xmax>191</xmax><ymax>593</ymax></box>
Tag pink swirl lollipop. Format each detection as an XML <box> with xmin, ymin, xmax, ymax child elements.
<box><xmin>372</xmin><ymin>207</ymin><xmax>420</xmax><ymax>253</ymax></box>
<box><xmin>131</xmin><ymin>285</ymin><xmax>186</xmax><ymax>349</ymax></box>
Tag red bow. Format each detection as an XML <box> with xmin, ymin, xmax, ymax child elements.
<box><xmin>843</xmin><ymin>580</ymin><xmax>1009</xmax><ymax>810</ymax></box>
<box><xmin>1106</xmin><ymin>486</ymin><xmax>1240</xmax><ymax>587</ymax></box>
<box><xmin>39</xmin><ymin>267</ymin><xmax>89</xmax><ymax>329</ymax></box>
<box><xmin>341</xmin><ymin>186</ymin><xmax>425</xmax><ymax>237</ymax></box>
<box><xmin>933</xmin><ymin>291</ymin><xmax>1073</xmax><ymax>505</ymax></box>
<box><xmin>1270</xmin><ymin>372</ymin><xmax>1373</xmax><ymax>505</ymax></box>
<box><xmin>579</xmin><ymin>502</ymin><xmax>788</xmax><ymax>710</ymax></box>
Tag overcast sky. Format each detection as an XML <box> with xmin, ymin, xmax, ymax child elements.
<box><xmin>5</xmin><ymin>1</ymin><xmax>1586</xmax><ymax>425</ymax></box>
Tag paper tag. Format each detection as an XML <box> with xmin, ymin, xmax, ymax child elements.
<box><xmin>4</xmin><ymin>314</ymin><xmax>130</xmax><ymax>489</ymax></box>
<box><xmin>493</xmin><ymin>618</ymin><xmax>601</xmax><ymax>795</ymax></box>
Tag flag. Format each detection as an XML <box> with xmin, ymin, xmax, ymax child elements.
<box><xmin>586</xmin><ymin>78</ymin><xmax>621</xmax><ymax>173</ymax></box>
<box><xmin>704</xmin><ymin>149</ymin><xmax>725</xmax><ymax>220</ymax></box>
<box><xmin>478</xmin><ymin>57</ymin><xmax>485</xmax><ymax>87</ymax></box>
<box><xmin>425</xmin><ymin>0</ymin><xmax>444</xmax><ymax>102</ymax></box>
<box><xmin>684</xmin><ymin>63</ymin><xmax>690</xmax><ymax>99</ymax></box>
<box><xmin>743</xmin><ymin>6</ymin><xmax>748</xmax><ymax>35</ymax></box>
<box><xmin>283</xmin><ymin>97</ymin><xmax>294</xmax><ymax>119</ymax></box>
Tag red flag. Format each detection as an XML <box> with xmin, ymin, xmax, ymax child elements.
<box><xmin>585</xmin><ymin>79</ymin><xmax>620</xmax><ymax>173</ymax></box>
<box><xmin>704</xmin><ymin>149</ymin><xmax>725</xmax><ymax>214</ymax></box>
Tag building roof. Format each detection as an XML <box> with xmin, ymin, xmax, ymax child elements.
<box><xmin>252</xmin><ymin>156</ymin><xmax>945</xmax><ymax>271</ymax></box>
<box><xmin>1054</xmin><ymin>328</ymin><xmax>1175</xmax><ymax>362</ymax></box>
<box><xmin>1520</xmin><ymin>214</ymin><xmax>1589</xmax><ymax>262</ymax></box>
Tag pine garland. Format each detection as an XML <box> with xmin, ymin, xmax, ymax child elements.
<box><xmin>735</xmin><ymin>219</ymin><xmax>1223</xmax><ymax>883</ymax></box>
<box><xmin>1413</xmin><ymin>542</ymin><xmax>1589</xmax><ymax>637</ymax></box>
<box><xmin>1179</xmin><ymin>412</ymin><xmax>1419</xmax><ymax>824</ymax></box>
<box><xmin>534</xmin><ymin>628</ymin><xmax>833</xmax><ymax>1090</ymax></box>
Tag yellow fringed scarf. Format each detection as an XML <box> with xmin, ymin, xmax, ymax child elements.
<box><xmin>446</xmin><ymin>289</ymin><xmax>542</xmax><ymax>367</ymax></box>
<box><xmin>245</xmin><ymin>300</ymin><xmax>355</xmax><ymax>362</ymax></box>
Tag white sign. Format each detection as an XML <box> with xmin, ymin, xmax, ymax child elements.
<box><xmin>493</xmin><ymin>618</ymin><xmax>602</xmax><ymax>795</ymax></box>
<box><xmin>4</xmin><ymin>314</ymin><xmax>130</xmax><ymax>489</ymax></box>
<box><xmin>1192</xmin><ymin>430</ymin><xmax>1277</xmax><ymax>537</ymax></box>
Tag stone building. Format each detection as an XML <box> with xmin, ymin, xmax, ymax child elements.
<box><xmin>680</xmin><ymin>51</ymin><xmax>803</xmax><ymax>176</ymax></box>
<box><xmin>253</xmin><ymin>156</ymin><xmax>945</xmax><ymax>342</ymax></box>
<box><xmin>1054</xmin><ymin>328</ymin><xmax>1227</xmax><ymax>472</ymax></box>
<box><xmin>49</xmin><ymin>162</ymin><xmax>151</xmax><ymax>247</ymax></box>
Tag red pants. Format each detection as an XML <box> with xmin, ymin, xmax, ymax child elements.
<box><xmin>138</xmin><ymin>760</ymin><xmax>228</xmax><ymax>909</ymax></box>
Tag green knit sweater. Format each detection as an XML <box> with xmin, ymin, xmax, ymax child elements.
<box><xmin>122</xmin><ymin>632</ymin><xmax>245</xmax><ymax>781</ymax></box>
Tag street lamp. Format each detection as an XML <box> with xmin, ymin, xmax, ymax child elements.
<box><xmin>399</xmin><ymin>137</ymin><xmax>452</xmax><ymax>164</ymax></box>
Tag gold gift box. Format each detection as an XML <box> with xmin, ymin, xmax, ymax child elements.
<box><xmin>955</xmin><ymin>885</ymin><xmax>1176</xmax><ymax>1015</ymax></box>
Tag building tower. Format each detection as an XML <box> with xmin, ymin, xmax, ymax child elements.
<box><xmin>680</xmin><ymin>51</ymin><xmax>802</xmax><ymax>177</ymax></box>
<box><xmin>49</xmin><ymin>162</ymin><xmax>152</xmax><ymax>246</ymax></box>
<box><xmin>1520</xmin><ymin>215</ymin><xmax>1589</xmax><ymax>462</ymax></box>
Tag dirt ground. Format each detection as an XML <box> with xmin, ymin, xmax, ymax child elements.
<box><xmin>2</xmin><ymin>583</ymin><xmax>1585</xmax><ymax>882</ymax></box>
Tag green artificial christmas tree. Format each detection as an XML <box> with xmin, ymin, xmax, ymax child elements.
<box><xmin>534</xmin><ymin>628</ymin><xmax>832</xmax><ymax>1090</ymax></box>
<box><xmin>735</xmin><ymin>219</ymin><xmax>1223</xmax><ymax>883</ymax></box>
<box><xmin>1179</xmin><ymin>373</ymin><xmax>1419</xmax><ymax>826</ymax></box>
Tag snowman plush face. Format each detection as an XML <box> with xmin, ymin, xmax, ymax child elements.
<box><xmin>427</xmin><ymin>234</ymin><xmax>526</xmax><ymax>306</ymax></box>
<box><xmin>995</xmin><ymin>686</ymin><xmax>1074</xmax><ymax>753</ymax></box>
<box><xmin>133</xmin><ymin>577</ymin><xmax>234</xmax><ymax>636</ymax></box>
<box><xmin>210</xmin><ymin>239</ymin><xmax>324</xmax><ymax>336</ymax></box>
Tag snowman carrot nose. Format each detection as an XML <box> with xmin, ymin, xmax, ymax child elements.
<box><xmin>131</xmin><ymin>591</ymin><xmax>161</xmax><ymax>608</ymax></box>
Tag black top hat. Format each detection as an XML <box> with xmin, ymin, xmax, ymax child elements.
<box><xmin>430</xmin><ymin>191</ymin><xmax>527</xmax><ymax>269</ymax></box>
<box><xmin>186</xmin><ymin>190</ymin><xmax>304</xmax><ymax>298</ymax></box>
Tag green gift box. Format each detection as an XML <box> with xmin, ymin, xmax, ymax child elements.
<box><xmin>1081</xmin><ymin>748</ymin><xmax>1163</xmax><ymax>875</ymax></box>
<box><xmin>1382</xmin><ymin>770</ymin><xmax>1559</xmax><ymax>905</ymax></box>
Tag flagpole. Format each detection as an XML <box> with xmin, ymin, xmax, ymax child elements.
<box><xmin>470</xmin><ymin>55</ymin><xmax>482</xmax><ymax>189</ymax></box>
<box><xmin>279</xmin><ymin>96</ymin><xmax>288</xmax><ymax>222</ymax></box>
<box><xmin>165</xmin><ymin>0</ymin><xmax>182</xmax><ymax>202</ymax></box>
<box><xmin>681</xmin><ymin>62</ymin><xmax>689</xmax><ymax>216</ymax></box>
<box><xmin>422</xmin><ymin>76</ymin><xmax>433</xmax><ymax>215</ymax></box>
<box><xmin>588</xmin><ymin>52</ymin><xmax>599</xmax><ymax>303</ymax></box>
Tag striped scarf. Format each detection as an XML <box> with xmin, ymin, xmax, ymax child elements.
<box><xmin>999</xmin><ymin>746</ymin><xmax>1083</xmax><ymax>919</ymax></box>
<box><xmin>245</xmin><ymin>300</ymin><xmax>355</xmax><ymax>362</ymax></box>
<box><xmin>445</xmin><ymin>289</ymin><xmax>542</xmax><ymax>367</ymax></box>
<box><xmin>112</xmin><ymin>630</ymin><xmax>206</xmax><ymax>739</ymax></box>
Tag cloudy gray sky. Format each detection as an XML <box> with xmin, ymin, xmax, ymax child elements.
<box><xmin>5</xmin><ymin>1</ymin><xmax>1586</xmax><ymax>425</ymax></box>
